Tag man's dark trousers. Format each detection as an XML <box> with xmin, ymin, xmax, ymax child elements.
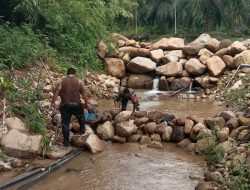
<box><xmin>60</xmin><ymin>103</ymin><xmax>85</xmax><ymax>146</ymax></box>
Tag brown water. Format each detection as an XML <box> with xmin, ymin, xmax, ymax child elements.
<box><xmin>31</xmin><ymin>143</ymin><xmax>204</xmax><ymax>190</ymax></box>
<box><xmin>98</xmin><ymin>90</ymin><xmax>224</xmax><ymax>118</ymax></box>
<box><xmin>29</xmin><ymin>90</ymin><xmax>224</xmax><ymax>190</ymax></box>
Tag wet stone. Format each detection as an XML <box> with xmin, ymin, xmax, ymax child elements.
<box><xmin>112</xmin><ymin>135</ymin><xmax>126</xmax><ymax>143</ymax></box>
<box><xmin>148</xmin><ymin>141</ymin><xmax>163</xmax><ymax>149</ymax></box>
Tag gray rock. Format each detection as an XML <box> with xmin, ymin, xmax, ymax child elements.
<box><xmin>155</xmin><ymin>62</ymin><xmax>183</xmax><ymax>77</ymax></box>
<box><xmin>161</xmin><ymin>126</ymin><xmax>173</xmax><ymax>142</ymax></box>
<box><xmin>185</xmin><ymin>58</ymin><xmax>206</xmax><ymax>75</ymax></box>
<box><xmin>104</xmin><ymin>58</ymin><xmax>125</xmax><ymax>78</ymax></box>
<box><xmin>46</xmin><ymin>145</ymin><xmax>72</xmax><ymax>159</ymax></box>
<box><xmin>5</xmin><ymin>117</ymin><xmax>27</xmax><ymax>132</ymax></box>
<box><xmin>127</xmin><ymin>57</ymin><xmax>157</xmax><ymax>73</ymax></box>
<box><xmin>196</xmin><ymin>137</ymin><xmax>217</xmax><ymax>153</ymax></box>
<box><xmin>114</xmin><ymin>111</ymin><xmax>132</xmax><ymax>123</ymax></box>
<box><xmin>143</xmin><ymin>122</ymin><xmax>157</xmax><ymax>134</ymax></box>
<box><xmin>1</xmin><ymin>129</ymin><xmax>42</xmax><ymax>158</ymax></box>
<box><xmin>170</xmin><ymin>126</ymin><xmax>185</xmax><ymax>143</ymax></box>
<box><xmin>96</xmin><ymin>121</ymin><xmax>115</xmax><ymax>140</ymax></box>
<box><xmin>205</xmin><ymin>117</ymin><xmax>225</xmax><ymax>130</ymax></box>
<box><xmin>115</xmin><ymin>120</ymin><xmax>138</xmax><ymax>137</ymax></box>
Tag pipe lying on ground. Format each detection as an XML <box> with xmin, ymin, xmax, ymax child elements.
<box><xmin>0</xmin><ymin>149</ymin><xmax>84</xmax><ymax>190</ymax></box>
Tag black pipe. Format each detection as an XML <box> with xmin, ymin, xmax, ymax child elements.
<box><xmin>0</xmin><ymin>149</ymin><xmax>84</xmax><ymax>190</ymax></box>
<box><xmin>17</xmin><ymin>149</ymin><xmax>84</xmax><ymax>190</ymax></box>
<box><xmin>0</xmin><ymin>168</ymin><xmax>44</xmax><ymax>190</ymax></box>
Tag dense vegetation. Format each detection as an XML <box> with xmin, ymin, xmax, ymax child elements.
<box><xmin>0</xmin><ymin>0</ymin><xmax>133</xmax><ymax>71</ymax></box>
<box><xmin>120</xmin><ymin>0</ymin><xmax>250</xmax><ymax>39</ymax></box>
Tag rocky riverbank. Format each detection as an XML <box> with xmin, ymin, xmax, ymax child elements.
<box><xmin>99</xmin><ymin>33</ymin><xmax>250</xmax><ymax>95</ymax></box>
<box><xmin>1</xmin><ymin>33</ymin><xmax>250</xmax><ymax>189</ymax></box>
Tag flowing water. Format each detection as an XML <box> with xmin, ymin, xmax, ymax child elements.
<box><xmin>29</xmin><ymin>90</ymin><xmax>224</xmax><ymax>190</ymax></box>
<box><xmin>98</xmin><ymin>90</ymin><xmax>224</xmax><ymax>118</ymax></box>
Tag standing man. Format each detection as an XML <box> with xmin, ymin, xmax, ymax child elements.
<box><xmin>114</xmin><ymin>87</ymin><xmax>140</xmax><ymax>112</ymax></box>
<box><xmin>51</xmin><ymin>67</ymin><xmax>90</xmax><ymax>146</ymax></box>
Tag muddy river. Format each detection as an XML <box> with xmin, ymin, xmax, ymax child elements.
<box><xmin>6</xmin><ymin>90</ymin><xmax>225</xmax><ymax>190</ymax></box>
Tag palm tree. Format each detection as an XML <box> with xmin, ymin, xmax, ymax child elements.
<box><xmin>137</xmin><ymin>0</ymin><xmax>176</xmax><ymax>33</ymax></box>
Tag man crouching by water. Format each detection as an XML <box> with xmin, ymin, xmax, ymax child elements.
<box><xmin>114</xmin><ymin>87</ymin><xmax>140</xmax><ymax>113</ymax></box>
<box><xmin>50</xmin><ymin>67</ymin><xmax>90</xmax><ymax>146</ymax></box>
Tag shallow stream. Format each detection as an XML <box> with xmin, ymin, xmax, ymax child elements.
<box><xmin>29</xmin><ymin>90</ymin><xmax>224</xmax><ymax>190</ymax></box>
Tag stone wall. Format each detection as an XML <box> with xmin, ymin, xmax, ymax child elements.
<box><xmin>98</xmin><ymin>33</ymin><xmax>250</xmax><ymax>93</ymax></box>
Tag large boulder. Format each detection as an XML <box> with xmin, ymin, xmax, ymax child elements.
<box><xmin>127</xmin><ymin>57</ymin><xmax>157</xmax><ymax>73</ymax></box>
<box><xmin>170</xmin><ymin>126</ymin><xmax>185</xmax><ymax>143</ymax></box>
<box><xmin>104</xmin><ymin>58</ymin><xmax>125</xmax><ymax>78</ymax></box>
<box><xmin>115</xmin><ymin>120</ymin><xmax>138</xmax><ymax>137</ymax></box>
<box><xmin>143</xmin><ymin>122</ymin><xmax>157</xmax><ymax>134</ymax></box>
<box><xmin>150</xmin><ymin>37</ymin><xmax>185</xmax><ymax>50</ymax></box>
<box><xmin>185</xmin><ymin>58</ymin><xmax>206</xmax><ymax>75</ymax></box>
<box><xmin>184</xmin><ymin>119</ymin><xmax>194</xmax><ymax>135</ymax></box>
<box><xmin>147</xmin><ymin>111</ymin><xmax>164</xmax><ymax>123</ymax></box>
<box><xmin>205</xmin><ymin>38</ymin><xmax>220</xmax><ymax>53</ymax></box>
<box><xmin>233</xmin><ymin>50</ymin><xmax>250</xmax><ymax>67</ymax></box>
<box><xmin>127</xmin><ymin>74</ymin><xmax>153</xmax><ymax>89</ymax></box>
<box><xmin>134</xmin><ymin>117</ymin><xmax>150</xmax><ymax>126</ymax></box>
<box><xmin>1</xmin><ymin>129</ymin><xmax>43</xmax><ymax>158</ymax></box>
<box><xmin>183</xmin><ymin>34</ymin><xmax>211</xmax><ymax>55</ymax></box>
<box><xmin>196</xmin><ymin>137</ymin><xmax>217</xmax><ymax>153</ymax></box>
<box><xmin>150</xmin><ymin>49</ymin><xmax>164</xmax><ymax>63</ymax></box>
<box><xmin>219</xmin><ymin>39</ymin><xmax>232</xmax><ymax>50</ymax></box>
<box><xmin>227</xmin><ymin>41</ymin><xmax>247</xmax><ymax>55</ymax></box>
<box><xmin>85</xmin><ymin>134</ymin><xmax>106</xmax><ymax>154</ymax></box>
<box><xmin>162</xmin><ymin>54</ymin><xmax>179</xmax><ymax>64</ymax></box>
<box><xmin>118</xmin><ymin>47</ymin><xmax>150</xmax><ymax>58</ymax></box>
<box><xmin>114</xmin><ymin>111</ymin><xmax>132</xmax><ymax>123</ymax></box>
<box><xmin>206</xmin><ymin>56</ymin><xmax>226</xmax><ymax>77</ymax></box>
<box><xmin>155</xmin><ymin>122</ymin><xmax>168</xmax><ymax>135</ymax></box>
<box><xmin>205</xmin><ymin>117</ymin><xmax>225</xmax><ymax>130</ymax></box>
<box><xmin>170</xmin><ymin>77</ymin><xmax>191</xmax><ymax>91</ymax></box>
<box><xmin>161</xmin><ymin>126</ymin><xmax>173</xmax><ymax>142</ymax></box>
<box><xmin>155</xmin><ymin>62</ymin><xmax>183</xmax><ymax>77</ymax></box>
<box><xmin>96</xmin><ymin>121</ymin><xmax>115</xmax><ymax>140</ymax></box>
<box><xmin>222</xmin><ymin>55</ymin><xmax>236</xmax><ymax>69</ymax></box>
<box><xmin>5</xmin><ymin>117</ymin><xmax>27</xmax><ymax>132</ymax></box>
<box><xmin>218</xmin><ymin>111</ymin><xmax>236</xmax><ymax>122</ymax></box>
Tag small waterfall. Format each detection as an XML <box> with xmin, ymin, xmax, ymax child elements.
<box><xmin>188</xmin><ymin>79</ymin><xmax>194</xmax><ymax>92</ymax></box>
<box><xmin>152</xmin><ymin>77</ymin><xmax>160</xmax><ymax>91</ymax></box>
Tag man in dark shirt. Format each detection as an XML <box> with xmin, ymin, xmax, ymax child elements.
<box><xmin>114</xmin><ymin>87</ymin><xmax>140</xmax><ymax>112</ymax></box>
<box><xmin>51</xmin><ymin>68</ymin><xmax>90</xmax><ymax>146</ymax></box>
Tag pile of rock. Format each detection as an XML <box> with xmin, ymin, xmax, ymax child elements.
<box><xmin>83</xmin><ymin>73</ymin><xmax>120</xmax><ymax>99</ymax></box>
<box><xmin>98</xmin><ymin>33</ymin><xmax>250</xmax><ymax>93</ymax></box>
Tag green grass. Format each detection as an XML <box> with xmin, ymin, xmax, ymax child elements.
<box><xmin>5</xmin><ymin>77</ymin><xmax>52</xmax><ymax>155</ymax></box>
